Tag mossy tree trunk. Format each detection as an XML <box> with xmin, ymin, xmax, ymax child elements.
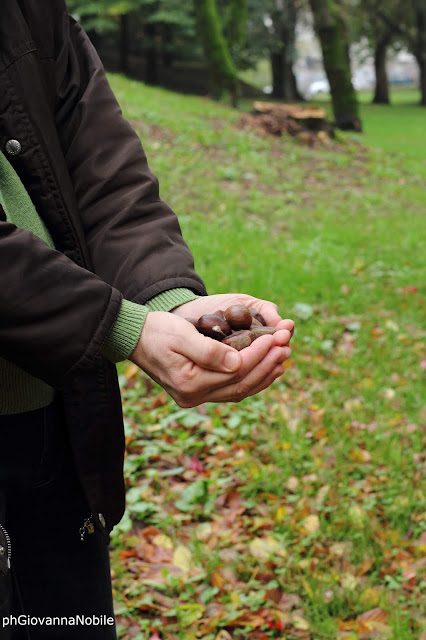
<box><xmin>373</xmin><ymin>32</ymin><xmax>391</xmax><ymax>104</ymax></box>
<box><xmin>193</xmin><ymin>0</ymin><xmax>239</xmax><ymax>105</ymax></box>
<box><xmin>222</xmin><ymin>0</ymin><xmax>248</xmax><ymax>67</ymax></box>
<box><xmin>309</xmin><ymin>0</ymin><xmax>361</xmax><ymax>130</ymax></box>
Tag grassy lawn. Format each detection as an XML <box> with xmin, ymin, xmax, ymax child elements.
<box><xmin>107</xmin><ymin>73</ymin><xmax>425</xmax><ymax>640</ymax></box>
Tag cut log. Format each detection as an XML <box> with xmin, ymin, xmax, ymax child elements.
<box><xmin>237</xmin><ymin>100</ymin><xmax>335</xmax><ymax>146</ymax></box>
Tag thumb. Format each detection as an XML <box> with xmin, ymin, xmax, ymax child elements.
<box><xmin>176</xmin><ymin>328</ymin><xmax>243</xmax><ymax>373</ymax></box>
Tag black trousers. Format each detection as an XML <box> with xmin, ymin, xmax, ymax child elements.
<box><xmin>0</xmin><ymin>399</ymin><xmax>117</xmax><ymax>640</ymax></box>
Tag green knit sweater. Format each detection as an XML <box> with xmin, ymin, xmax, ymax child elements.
<box><xmin>0</xmin><ymin>151</ymin><xmax>199</xmax><ymax>415</ymax></box>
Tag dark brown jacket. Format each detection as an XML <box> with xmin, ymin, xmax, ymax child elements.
<box><xmin>0</xmin><ymin>0</ymin><xmax>206</xmax><ymax>536</ymax></box>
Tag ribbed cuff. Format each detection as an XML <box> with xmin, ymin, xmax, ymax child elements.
<box><xmin>101</xmin><ymin>289</ymin><xmax>200</xmax><ymax>364</ymax></box>
<box><xmin>145</xmin><ymin>287</ymin><xmax>200</xmax><ymax>312</ymax></box>
<box><xmin>101</xmin><ymin>299</ymin><xmax>149</xmax><ymax>363</ymax></box>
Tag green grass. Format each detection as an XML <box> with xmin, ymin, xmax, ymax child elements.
<box><xmin>313</xmin><ymin>89</ymin><xmax>425</xmax><ymax>161</ymax></box>
<box><xmin>107</xmin><ymin>73</ymin><xmax>426</xmax><ymax>640</ymax></box>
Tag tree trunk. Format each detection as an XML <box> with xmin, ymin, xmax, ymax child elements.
<box><xmin>223</xmin><ymin>0</ymin><xmax>248</xmax><ymax>67</ymax></box>
<box><xmin>309</xmin><ymin>0</ymin><xmax>361</xmax><ymax>130</ymax></box>
<box><xmin>373</xmin><ymin>36</ymin><xmax>390</xmax><ymax>104</ymax></box>
<box><xmin>270</xmin><ymin>0</ymin><xmax>303</xmax><ymax>102</ymax></box>
<box><xmin>271</xmin><ymin>51</ymin><xmax>284</xmax><ymax>99</ymax></box>
<box><xmin>119</xmin><ymin>14</ymin><xmax>129</xmax><ymax>75</ymax></box>
<box><xmin>417</xmin><ymin>55</ymin><xmax>426</xmax><ymax>106</ymax></box>
<box><xmin>413</xmin><ymin>1</ymin><xmax>426</xmax><ymax>105</ymax></box>
<box><xmin>144</xmin><ymin>23</ymin><xmax>158</xmax><ymax>85</ymax></box>
<box><xmin>193</xmin><ymin>0</ymin><xmax>239</xmax><ymax>104</ymax></box>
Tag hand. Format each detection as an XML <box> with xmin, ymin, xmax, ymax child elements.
<box><xmin>171</xmin><ymin>293</ymin><xmax>295</xmax><ymax>339</ymax></box>
<box><xmin>129</xmin><ymin>309</ymin><xmax>292</xmax><ymax>408</ymax></box>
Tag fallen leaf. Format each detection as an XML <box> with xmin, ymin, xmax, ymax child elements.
<box><xmin>172</xmin><ymin>545</ymin><xmax>192</xmax><ymax>574</ymax></box>
<box><xmin>349</xmin><ymin>448</ymin><xmax>372</xmax><ymax>463</ymax></box>
<box><xmin>249</xmin><ymin>535</ymin><xmax>286</xmax><ymax>559</ymax></box>
<box><xmin>301</xmin><ymin>514</ymin><xmax>320</xmax><ymax>534</ymax></box>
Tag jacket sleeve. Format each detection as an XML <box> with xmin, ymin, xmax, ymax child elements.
<box><xmin>54</xmin><ymin>14</ymin><xmax>207</xmax><ymax>305</ymax></box>
<box><xmin>0</xmin><ymin>222</ymin><xmax>122</xmax><ymax>387</ymax></box>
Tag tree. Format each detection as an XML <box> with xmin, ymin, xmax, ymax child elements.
<box><xmin>376</xmin><ymin>0</ymin><xmax>426</xmax><ymax>105</ymax></box>
<box><xmin>309</xmin><ymin>0</ymin><xmax>361</xmax><ymax>130</ymax></box>
<box><xmin>269</xmin><ymin>0</ymin><xmax>304</xmax><ymax>100</ymax></box>
<box><xmin>221</xmin><ymin>0</ymin><xmax>248</xmax><ymax>67</ymax></box>
<box><xmin>193</xmin><ymin>0</ymin><xmax>239</xmax><ymax>104</ymax></box>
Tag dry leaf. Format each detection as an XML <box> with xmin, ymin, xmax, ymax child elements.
<box><xmin>172</xmin><ymin>545</ymin><xmax>192</xmax><ymax>573</ymax></box>
<box><xmin>249</xmin><ymin>535</ymin><xmax>286</xmax><ymax>559</ymax></box>
<box><xmin>301</xmin><ymin>514</ymin><xmax>320</xmax><ymax>534</ymax></box>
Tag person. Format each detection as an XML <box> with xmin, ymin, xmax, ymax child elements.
<box><xmin>0</xmin><ymin>1</ymin><xmax>294</xmax><ymax>638</ymax></box>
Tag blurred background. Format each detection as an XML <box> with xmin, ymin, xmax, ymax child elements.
<box><xmin>68</xmin><ymin>0</ymin><xmax>424</xmax><ymax>122</ymax></box>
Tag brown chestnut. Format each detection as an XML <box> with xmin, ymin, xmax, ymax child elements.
<box><xmin>225</xmin><ymin>305</ymin><xmax>253</xmax><ymax>330</ymax></box>
<box><xmin>213</xmin><ymin>310</ymin><xmax>226</xmax><ymax>320</ymax></box>
<box><xmin>250</xmin><ymin>325</ymin><xmax>276</xmax><ymax>340</ymax></box>
<box><xmin>222</xmin><ymin>330</ymin><xmax>254</xmax><ymax>351</ymax></box>
<box><xmin>248</xmin><ymin>307</ymin><xmax>266</xmax><ymax>326</ymax></box>
<box><xmin>196</xmin><ymin>314</ymin><xmax>232</xmax><ymax>340</ymax></box>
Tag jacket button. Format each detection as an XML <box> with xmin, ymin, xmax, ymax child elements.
<box><xmin>98</xmin><ymin>513</ymin><xmax>106</xmax><ymax>528</ymax></box>
<box><xmin>5</xmin><ymin>139</ymin><xmax>21</xmax><ymax>156</ymax></box>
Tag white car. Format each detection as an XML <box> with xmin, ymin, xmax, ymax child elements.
<box><xmin>308</xmin><ymin>78</ymin><xmax>330</xmax><ymax>96</ymax></box>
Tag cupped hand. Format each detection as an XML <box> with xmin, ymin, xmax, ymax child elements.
<box><xmin>129</xmin><ymin>310</ymin><xmax>292</xmax><ymax>408</ymax></box>
<box><xmin>171</xmin><ymin>293</ymin><xmax>295</xmax><ymax>338</ymax></box>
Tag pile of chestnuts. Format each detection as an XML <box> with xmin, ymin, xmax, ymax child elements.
<box><xmin>185</xmin><ymin>304</ymin><xmax>276</xmax><ymax>351</ymax></box>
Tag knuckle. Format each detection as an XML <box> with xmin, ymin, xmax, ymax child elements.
<box><xmin>203</xmin><ymin>339</ymin><xmax>220</xmax><ymax>364</ymax></box>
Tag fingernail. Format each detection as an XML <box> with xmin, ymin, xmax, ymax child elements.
<box><xmin>224</xmin><ymin>351</ymin><xmax>241</xmax><ymax>372</ymax></box>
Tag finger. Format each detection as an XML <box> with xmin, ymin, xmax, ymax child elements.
<box><xmin>272</xmin><ymin>328</ymin><xmax>293</xmax><ymax>347</ymax></box>
<box><xmin>245</xmin><ymin>362</ymin><xmax>285</xmax><ymax>398</ymax></box>
<box><xmin>203</xmin><ymin>345</ymin><xmax>291</xmax><ymax>403</ymax></box>
<box><xmin>173</xmin><ymin>326</ymin><xmax>244</xmax><ymax>373</ymax></box>
<box><xmin>275</xmin><ymin>318</ymin><xmax>295</xmax><ymax>336</ymax></box>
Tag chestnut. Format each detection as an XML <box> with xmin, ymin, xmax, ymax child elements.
<box><xmin>196</xmin><ymin>314</ymin><xmax>232</xmax><ymax>340</ymax></box>
<box><xmin>250</xmin><ymin>325</ymin><xmax>276</xmax><ymax>339</ymax></box>
<box><xmin>222</xmin><ymin>330</ymin><xmax>254</xmax><ymax>351</ymax></box>
<box><xmin>248</xmin><ymin>307</ymin><xmax>266</xmax><ymax>326</ymax></box>
<box><xmin>224</xmin><ymin>305</ymin><xmax>253</xmax><ymax>330</ymax></box>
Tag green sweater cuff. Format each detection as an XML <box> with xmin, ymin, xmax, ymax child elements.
<box><xmin>101</xmin><ymin>288</ymin><xmax>201</xmax><ymax>363</ymax></box>
<box><xmin>145</xmin><ymin>287</ymin><xmax>200</xmax><ymax>312</ymax></box>
<box><xmin>101</xmin><ymin>299</ymin><xmax>149</xmax><ymax>363</ymax></box>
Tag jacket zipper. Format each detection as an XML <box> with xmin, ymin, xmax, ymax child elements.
<box><xmin>79</xmin><ymin>514</ymin><xmax>95</xmax><ymax>542</ymax></box>
<box><xmin>0</xmin><ymin>524</ymin><xmax>11</xmax><ymax>569</ymax></box>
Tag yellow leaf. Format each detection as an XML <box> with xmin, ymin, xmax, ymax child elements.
<box><xmin>152</xmin><ymin>533</ymin><xmax>173</xmax><ymax>549</ymax></box>
<box><xmin>301</xmin><ymin>514</ymin><xmax>320</xmax><ymax>534</ymax></box>
<box><xmin>230</xmin><ymin>591</ymin><xmax>241</xmax><ymax>605</ymax></box>
<box><xmin>293</xmin><ymin>615</ymin><xmax>310</xmax><ymax>630</ymax></box>
<box><xmin>276</xmin><ymin>506</ymin><xmax>288</xmax><ymax>522</ymax></box>
<box><xmin>172</xmin><ymin>545</ymin><xmax>192</xmax><ymax>574</ymax></box>
<box><xmin>280</xmin><ymin>441</ymin><xmax>292</xmax><ymax>451</ymax></box>
<box><xmin>349</xmin><ymin>448</ymin><xmax>371</xmax><ymax>463</ymax></box>
<box><xmin>359</xmin><ymin>586</ymin><xmax>382</xmax><ymax>608</ymax></box>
